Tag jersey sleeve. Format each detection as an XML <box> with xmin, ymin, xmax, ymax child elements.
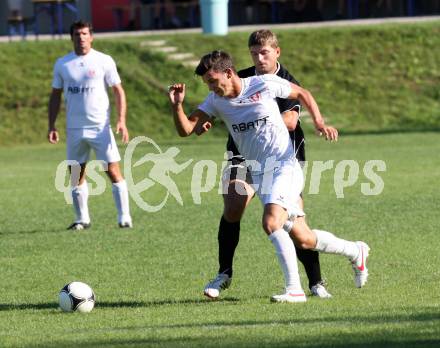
<box><xmin>51</xmin><ymin>60</ymin><xmax>63</xmax><ymax>89</ymax></box>
<box><xmin>277</xmin><ymin>69</ymin><xmax>301</xmax><ymax>113</ymax></box>
<box><xmin>104</xmin><ymin>56</ymin><xmax>122</xmax><ymax>87</ymax></box>
<box><xmin>197</xmin><ymin>93</ymin><xmax>217</xmax><ymax>119</ymax></box>
<box><xmin>262</xmin><ymin>74</ymin><xmax>292</xmax><ymax>99</ymax></box>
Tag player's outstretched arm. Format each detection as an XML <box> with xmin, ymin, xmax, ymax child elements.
<box><xmin>288</xmin><ymin>83</ymin><xmax>338</xmax><ymax>141</ymax></box>
<box><xmin>112</xmin><ymin>84</ymin><xmax>129</xmax><ymax>144</ymax></box>
<box><xmin>168</xmin><ymin>83</ymin><xmax>211</xmax><ymax>137</ymax></box>
<box><xmin>48</xmin><ymin>88</ymin><xmax>62</xmax><ymax>144</ymax></box>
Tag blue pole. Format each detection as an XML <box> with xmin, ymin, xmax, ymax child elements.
<box><xmin>200</xmin><ymin>0</ymin><xmax>229</xmax><ymax>35</ymax></box>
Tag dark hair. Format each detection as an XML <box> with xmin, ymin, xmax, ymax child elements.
<box><xmin>70</xmin><ymin>20</ymin><xmax>93</xmax><ymax>37</ymax></box>
<box><xmin>194</xmin><ymin>50</ymin><xmax>236</xmax><ymax>76</ymax></box>
<box><xmin>248</xmin><ymin>29</ymin><xmax>278</xmax><ymax>48</ymax></box>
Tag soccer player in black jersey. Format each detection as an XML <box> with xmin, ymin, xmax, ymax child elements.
<box><xmin>203</xmin><ymin>30</ymin><xmax>336</xmax><ymax>299</ymax></box>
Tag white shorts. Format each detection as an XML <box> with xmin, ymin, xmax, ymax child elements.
<box><xmin>66</xmin><ymin>126</ymin><xmax>121</xmax><ymax>164</ymax></box>
<box><xmin>251</xmin><ymin>160</ymin><xmax>305</xmax><ymax>218</ymax></box>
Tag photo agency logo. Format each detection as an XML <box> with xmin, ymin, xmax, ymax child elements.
<box><xmin>54</xmin><ymin>136</ymin><xmax>387</xmax><ymax>212</ymax></box>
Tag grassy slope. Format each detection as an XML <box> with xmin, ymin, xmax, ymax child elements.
<box><xmin>0</xmin><ymin>21</ymin><xmax>440</xmax><ymax>145</ymax></box>
<box><xmin>159</xmin><ymin>21</ymin><xmax>440</xmax><ymax>132</ymax></box>
<box><xmin>0</xmin><ymin>133</ymin><xmax>439</xmax><ymax>347</ymax></box>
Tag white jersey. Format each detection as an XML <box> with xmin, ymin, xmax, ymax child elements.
<box><xmin>52</xmin><ymin>49</ymin><xmax>121</xmax><ymax>129</ymax></box>
<box><xmin>198</xmin><ymin>74</ymin><xmax>294</xmax><ymax>174</ymax></box>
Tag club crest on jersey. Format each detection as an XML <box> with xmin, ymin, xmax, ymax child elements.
<box><xmin>249</xmin><ymin>91</ymin><xmax>261</xmax><ymax>102</ymax></box>
<box><xmin>87</xmin><ymin>70</ymin><xmax>96</xmax><ymax>78</ymax></box>
<box><xmin>238</xmin><ymin>91</ymin><xmax>263</xmax><ymax>104</ymax></box>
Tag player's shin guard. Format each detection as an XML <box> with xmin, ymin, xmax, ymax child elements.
<box><xmin>112</xmin><ymin>180</ymin><xmax>131</xmax><ymax>224</ymax></box>
<box><xmin>269</xmin><ymin>229</ymin><xmax>303</xmax><ymax>292</ymax></box>
<box><xmin>71</xmin><ymin>181</ymin><xmax>90</xmax><ymax>224</ymax></box>
<box><xmin>313</xmin><ymin>229</ymin><xmax>359</xmax><ymax>260</ymax></box>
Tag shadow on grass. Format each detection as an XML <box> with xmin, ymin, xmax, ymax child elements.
<box><xmin>0</xmin><ymin>302</ymin><xmax>59</xmax><ymax>311</ymax></box>
<box><xmin>80</xmin><ymin>310</ymin><xmax>439</xmax><ymax>333</ymax></box>
<box><xmin>4</xmin><ymin>303</ymin><xmax>440</xmax><ymax>347</ymax></box>
<box><xmin>33</xmin><ymin>338</ymin><xmax>440</xmax><ymax>348</ymax></box>
<box><xmin>0</xmin><ymin>297</ymin><xmax>240</xmax><ymax>311</ymax></box>
<box><xmin>97</xmin><ymin>297</ymin><xmax>240</xmax><ymax>308</ymax></box>
<box><xmin>0</xmin><ymin>226</ymin><xmax>127</xmax><ymax>235</ymax></box>
<box><xmin>0</xmin><ymin>228</ymin><xmax>66</xmax><ymax>235</ymax></box>
<box><xmin>29</xmin><ymin>311</ymin><xmax>440</xmax><ymax>348</ymax></box>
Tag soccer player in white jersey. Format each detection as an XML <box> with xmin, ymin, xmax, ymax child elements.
<box><xmin>168</xmin><ymin>51</ymin><xmax>370</xmax><ymax>302</ymax></box>
<box><xmin>48</xmin><ymin>21</ymin><xmax>132</xmax><ymax>230</ymax></box>
<box><xmin>201</xmin><ymin>30</ymin><xmax>334</xmax><ymax>300</ymax></box>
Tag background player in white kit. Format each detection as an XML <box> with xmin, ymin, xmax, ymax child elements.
<box><xmin>48</xmin><ymin>21</ymin><xmax>132</xmax><ymax>230</ymax></box>
<box><xmin>168</xmin><ymin>51</ymin><xmax>370</xmax><ymax>302</ymax></box>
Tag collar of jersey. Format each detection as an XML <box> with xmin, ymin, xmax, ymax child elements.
<box><xmin>73</xmin><ymin>48</ymin><xmax>95</xmax><ymax>58</ymax></box>
<box><xmin>254</xmin><ymin>61</ymin><xmax>280</xmax><ymax>76</ymax></box>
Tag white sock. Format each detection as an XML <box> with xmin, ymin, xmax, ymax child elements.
<box><xmin>269</xmin><ymin>229</ymin><xmax>303</xmax><ymax>293</ymax></box>
<box><xmin>112</xmin><ymin>180</ymin><xmax>131</xmax><ymax>224</ymax></box>
<box><xmin>313</xmin><ymin>229</ymin><xmax>359</xmax><ymax>260</ymax></box>
<box><xmin>71</xmin><ymin>181</ymin><xmax>90</xmax><ymax>224</ymax></box>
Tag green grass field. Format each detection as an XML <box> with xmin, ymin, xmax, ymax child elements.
<box><xmin>1</xmin><ymin>131</ymin><xmax>439</xmax><ymax>347</ymax></box>
<box><xmin>1</xmin><ymin>19</ymin><xmax>439</xmax><ymax>347</ymax></box>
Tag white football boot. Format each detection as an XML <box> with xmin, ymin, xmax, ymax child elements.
<box><xmin>310</xmin><ymin>281</ymin><xmax>332</xmax><ymax>298</ymax></box>
<box><xmin>271</xmin><ymin>291</ymin><xmax>307</xmax><ymax>303</ymax></box>
<box><xmin>204</xmin><ymin>273</ymin><xmax>231</xmax><ymax>299</ymax></box>
<box><xmin>351</xmin><ymin>241</ymin><xmax>370</xmax><ymax>288</ymax></box>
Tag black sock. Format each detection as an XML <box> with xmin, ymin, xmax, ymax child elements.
<box><xmin>218</xmin><ymin>216</ymin><xmax>240</xmax><ymax>278</ymax></box>
<box><xmin>295</xmin><ymin>246</ymin><xmax>322</xmax><ymax>289</ymax></box>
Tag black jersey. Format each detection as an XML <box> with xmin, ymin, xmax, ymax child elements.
<box><xmin>226</xmin><ymin>63</ymin><xmax>306</xmax><ymax>162</ymax></box>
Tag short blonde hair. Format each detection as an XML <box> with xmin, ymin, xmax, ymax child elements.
<box><xmin>248</xmin><ymin>29</ymin><xmax>279</xmax><ymax>48</ymax></box>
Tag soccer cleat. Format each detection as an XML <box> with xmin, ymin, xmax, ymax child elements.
<box><xmin>119</xmin><ymin>221</ymin><xmax>133</xmax><ymax>228</ymax></box>
<box><xmin>271</xmin><ymin>291</ymin><xmax>307</xmax><ymax>303</ymax></box>
<box><xmin>67</xmin><ymin>222</ymin><xmax>91</xmax><ymax>231</ymax></box>
<box><xmin>351</xmin><ymin>241</ymin><xmax>370</xmax><ymax>288</ymax></box>
<box><xmin>204</xmin><ymin>273</ymin><xmax>231</xmax><ymax>299</ymax></box>
<box><xmin>310</xmin><ymin>281</ymin><xmax>332</xmax><ymax>298</ymax></box>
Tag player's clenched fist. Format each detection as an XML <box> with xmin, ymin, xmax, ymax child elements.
<box><xmin>48</xmin><ymin>129</ymin><xmax>59</xmax><ymax>144</ymax></box>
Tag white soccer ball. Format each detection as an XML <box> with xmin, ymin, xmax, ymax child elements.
<box><xmin>59</xmin><ymin>281</ymin><xmax>95</xmax><ymax>313</ymax></box>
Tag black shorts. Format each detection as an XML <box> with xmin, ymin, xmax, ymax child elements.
<box><xmin>221</xmin><ymin>155</ymin><xmax>253</xmax><ymax>184</ymax></box>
